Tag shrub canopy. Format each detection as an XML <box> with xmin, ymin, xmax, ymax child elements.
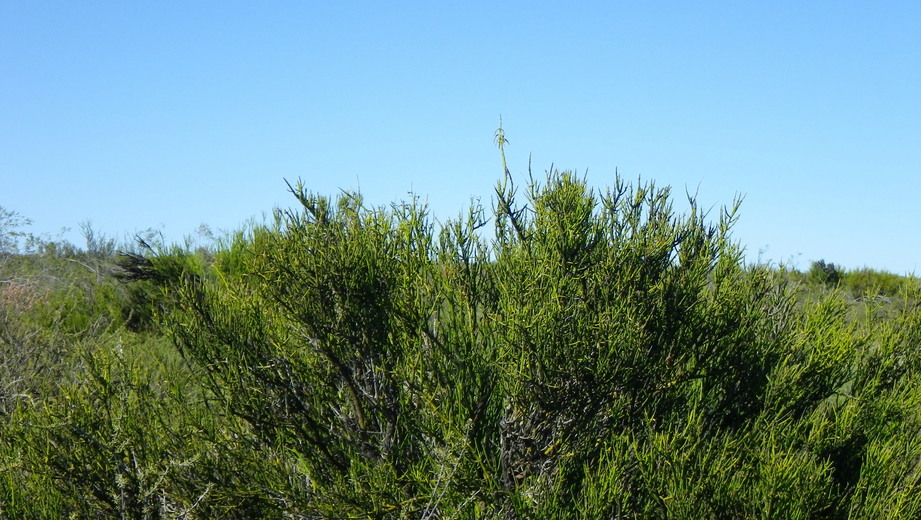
<box><xmin>3</xmin><ymin>171</ymin><xmax>920</xmax><ymax>519</ymax></box>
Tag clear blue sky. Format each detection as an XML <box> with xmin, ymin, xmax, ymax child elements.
<box><xmin>2</xmin><ymin>1</ymin><xmax>919</xmax><ymax>273</ymax></box>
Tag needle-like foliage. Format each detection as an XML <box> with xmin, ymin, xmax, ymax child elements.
<box><xmin>1</xmin><ymin>157</ymin><xmax>919</xmax><ymax>518</ymax></box>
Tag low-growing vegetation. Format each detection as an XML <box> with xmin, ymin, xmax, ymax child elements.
<box><xmin>1</xmin><ymin>153</ymin><xmax>919</xmax><ymax>518</ymax></box>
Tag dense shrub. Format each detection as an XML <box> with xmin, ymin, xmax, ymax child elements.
<box><xmin>842</xmin><ymin>267</ymin><xmax>911</xmax><ymax>299</ymax></box>
<box><xmin>808</xmin><ymin>259</ymin><xmax>843</xmax><ymax>288</ymax></box>
<box><xmin>2</xmin><ymin>170</ymin><xmax>920</xmax><ymax>518</ymax></box>
<box><xmin>102</xmin><ymin>170</ymin><xmax>921</xmax><ymax>517</ymax></box>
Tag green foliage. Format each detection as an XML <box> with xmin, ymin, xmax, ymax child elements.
<box><xmin>797</xmin><ymin>259</ymin><xmax>913</xmax><ymax>301</ymax></box>
<box><xmin>808</xmin><ymin>259</ymin><xmax>843</xmax><ymax>288</ymax></box>
<box><xmin>842</xmin><ymin>267</ymin><xmax>912</xmax><ymax>299</ymax></box>
<box><xmin>101</xmin><ymin>169</ymin><xmax>921</xmax><ymax>517</ymax></box>
<box><xmin>2</xmin><ymin>165</ymin><xmax>920</xmax><ymax>518</ymax></box>
<box><xmin>0</xmin><ymin>206</ymin><xmax>32</xmax><ymax>254</ymax></box>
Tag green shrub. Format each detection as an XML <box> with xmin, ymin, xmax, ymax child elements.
<box><xmin>808</xmin><ymin>259</ymin><xmax>843</xmax><ymax>287</ymax></box>
<box><xmin>842</xmin><ymin>267</ymin><xmax>911</xmax><ymax>299</ymax></box>
<box><xmin>106</xmin><ymin>169</ymin><xmax>920</xmax><ymax>517</ymax></box>
<box><xmin>4</xmin><ymin>160</ymin><xmax>920</xmax><ymax>517</ymax></box>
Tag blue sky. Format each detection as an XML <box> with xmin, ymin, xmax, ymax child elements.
<box><xmin>2</xmin><ymin>1</ymin><xmax>919</xmax><ymax>273</ymax></box>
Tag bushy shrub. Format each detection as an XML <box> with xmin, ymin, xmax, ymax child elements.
<box><xmin>4</xmin><ymin>167</ymin><xmax>920</xmax><ymax>518</ymax></box>
<box><xmin>842</xmin><ymin>267</ymin><xmax>911</xmax><ymax>299</ymax></box>
<box><xmin>808</xmin><ymin>259</ymin><xmax>843</xmax><ymax>287</ymax></box>
<box><xmin>101</xmin><ymin>169</ymin><xmax>921</xmax><ymax>518</ymax></box>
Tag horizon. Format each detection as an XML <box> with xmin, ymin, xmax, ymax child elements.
<box><xmin>3</xmin><ymin>2</ymin><xmax>919</xmax><ymax>274</ymax></box>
